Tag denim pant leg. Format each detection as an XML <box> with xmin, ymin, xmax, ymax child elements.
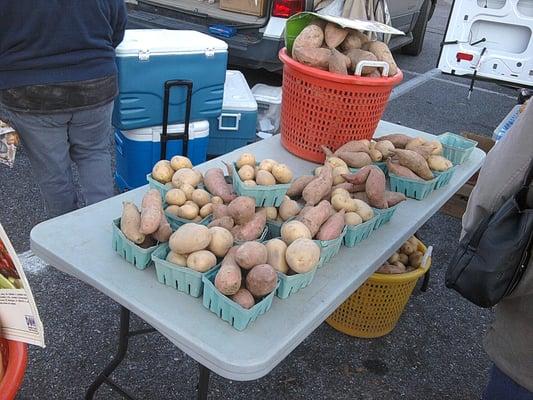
<box><xmin>67</xmin><ymin>101</ymin><xmax>114</xmax><ymax>206</ymax></box>
<box><xmin>483</xmin><ymin>364</ymin><xmax>533</xmax><ymax>400</ymax></box>
<box><xmin>1</xmin><ymin>107</ymin><xmax>77</xmax><ymax>217</ymax></box>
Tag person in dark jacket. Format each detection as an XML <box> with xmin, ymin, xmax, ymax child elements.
<box><xmin>0</xmin><ymin>0</ymin><xmax>127</xmax><ymax>217</ymax></box>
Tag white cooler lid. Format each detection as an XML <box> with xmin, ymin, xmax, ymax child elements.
<box><xmin>251</xmin><ymin>84</ymin><xmax>282</xmax><ymax>105</ymax></box>
<box><xmin>222</xmin><ymin>70</ymin><xmax>257</xmax><ymax>112</ymax></box>
<box><xmin>116</xmin><ymin>29</ymin><xmax>228</xmax><ymax>56</ymax></box>
<box><xmin>122</xmin><ymin>121</ymin><xmax>209</xmax><ymax>142</ymax></box>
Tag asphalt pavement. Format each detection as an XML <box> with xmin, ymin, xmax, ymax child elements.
<box><xmin>1</xmin><ymin>0</ymin><xmax>519</xmax><ymax>398</ymax></box>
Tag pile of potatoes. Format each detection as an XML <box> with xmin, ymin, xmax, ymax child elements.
<box><xmin>376</xmin><ymin>236</ymin><xmax>426</xmax><ymax>274</ymax></box>
<box><xmin>166</xmin><ymin>223</ymin><xmax>234</xmax><ymax>272</ymax></box>
<box><xmin>377</xmin><ymin>134</ymin><xmax>453</xmax><ymax>181</ymax></box>
<box><xmin>120</xmin><ymin>189</ymin><xmax>172</xmax><ymax>248</ymax></box>
<box><xmin>215</xmin><ymin>238</ymin><xmax>320</xmax><ymax>309</ymax></box>
<box><xmin>291</xmin><ymin>20</ymin><xmax>398</xmax><ymax>77</ymax></box>
<box><xmin>165</xmin><ymin>187</ymin><xmax>221</xmax><ymax>222</ymax></box>
<box><xmin>234</xmin><ymin>153</ymin><xmax>293</xmax><ymax>187</ymax></box>
<box><xmin>151</xmin><ymin>155</ymin><xmax>202</xmax><ymax>187</ymax></box>
<box><xmin>208</xmin><ymin>196</ymin><xmax>267</xmax><ymax>242</ymax></box>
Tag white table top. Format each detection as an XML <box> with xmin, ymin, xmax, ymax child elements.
<box><xmin>30</xmin><ymin>121</ymin><xmax>485</xmax><ymax>381</ymax></box>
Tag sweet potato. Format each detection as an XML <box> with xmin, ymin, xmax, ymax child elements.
<box><xmin>384</xmin><ymin>191</ymin><xmax>406</xmax><ymax>207</ymax></box>
<box><xmin>344</xmin><ymin>48</ymin><xmax>377</xmax><ymax>75</ymax></box>
<box><xmin>279</xmin><ymin>196</ymin><xmax>302</xmax><ymax>221</ymax></box>
<box><xmin>335</xmin><ymin>151</ymin><xmax>372</xmax><ymax>168</ymax></box>
<box><xmin>227</xmin><ymin>196</ymin><xmax>255</xmax><ymax>225</ymax></box>
<box><xmin>386</xmin><ymin>159</ymin><xmax>421</xmax><ymax>180</ymax></box>
<box><xmin>235</xmin><ymin>242</ymin><xmax>268</xmax><ymax>270</ymax></box>
<box><xmin>317</xmin><ymin>209</ymin><xmax>345</xmax><ymax>240</ymax></box>
<box><xmin>266</xmin><ymin>239</ymin><xmax>289</xmax><ymax>274</ymax></box>
<box><xmin>428</xmin><ymin>155</ymin><xmax>453</xmax><ymax>171</ymax></box>
<box><xmin>408</xmin><ymin>251</ymin><xmax>424</xmax><ymax>268</ymax></box>
<box><xmin>152</xmin><ymin>213</ymin><xmax>172</xmax><ymax>243</ymax></box>
<box><xmin>231</xmin><ymin>209</ymin><xmax>267</xmax><ymax>241</ymax></box>
<box><xmin>324</xmin><ymin>23</ymin><xmax>348</xmax><ymax>48</ymax></box>
<box><xmin>121</xmin><ymin>202</ymin><xmax>145</xmax><ymax>244</ymax></box>
<box><xmin>208</xmin><ymin>216</ymin><xmax>235</xmax><ymax>231</ymax></box>
<box><xmin>293</xmin><ymin>47</ymin><xmax>330</xmax><ymax>70</ymax></box>
<box><xmin>246</xmin><ymin>264</ymin><xmax>278</xmax><ymax>297</ymax></box>
<box><xmin>230</xmin><ymin>288</ymin><xmax>255</xmax><ymax>309</ymax></box>
<box><xmin>351</xmin><ymin>191</ymin><xmax>369</xmax><ymax>203</ymax></box>
<box><xmin>204</xmin><ymin>168</ymin><xmax>236</xmax><ymax>203</ymax></box>
<box><xmin>408</xmin><ymin>144</ymin><xmax>435</xmax><ymax>160</ymax></box>
<box><xmin>332</xmin><ymin>182</ymin><xmax>366</xmax><ymax>193</ymax></box>
<box><xmin>366</xmin><ymin>167</ymin><xmax>387</xmax><ymax>209</ymax></box>
<box><xmin>368</xmin><ymin>143</ymin><xmax>383</xmax><ymax>162</ymax></box>
<box><xmin>376</xmin><ymin>263</ymin><xmax>406</xmax><ymax>274</ymax></box>
<box><xmin>376</xmin><ymin>134</ymin><xmax>412</xmax><ymax>149</ymax></box>
<box><xmin>363</xmin><ymin>41</ymin><xmax>398</xmax><ymax>76</ymax></box>
<box><xmin>329</xmin><ymin>48</ymin><xmax>348</xmax><ymax>75</ymax></box>
<box><xmin>285</xmin><ymin>238</ymin><xmax>321</xmax><ymax>273</ymax></box>
<box><xmin>335</xmin><ymin>140</ymin><xmax>370</xmax><ymax>155</ymax></box>
<box><xmin>341</xmin><ymin>165</ymin><xmax>372</xmax><ymax>185</ymax></box>
<box><xmin>140</xmin><ymin>190</ymin><xmax>163</xmax><ymax>235</ymax></box>
<box><xmin>292</xmin><ymin>24</ymin><xmax>324</xmax><ymax>53</ymax></box>
<box><xmin>374</xmin><ymin>140</ymin><xmax>395</xmax><ymax>159</ymax></box>
<box><xmin>298</xmin><ymin>200</ymin><xmax>332</xmax><ymax>237</ymax></box>
<box><xmin>391</xmin><ymin>149</ymin><xmax>434</xmax><ymax>180</ymax></box>
<box><xmin>400</xmin><ymin>241</ymin><xmax>416</xmax><ymax>256</ymax></box>
<box><xmin>405</xmin><ymin>137</ymin><xmax>425</xmax><ymax>150</ymax></box>
<box><xmin>286</xmin><ymin>175</ymin><xmax>315</xmax><ymax>198</ymax></box>
<box><xmin>212</xmin><ymin>204</ymin><xmax>230</xmax><ymax>220</ymax></box>
<box><xmin>398</xmin><ymin>252</ymin><xmax>409</xmax><ymax>265</ymax></box>
<box><xmin>341</xmin><ymin>29</ymin><xmax>368</xmax><ymax>51</ymax></box>
<box><xmin>215</xmin><ymin>246</ymin><xmax>241</xmax><ymax>295</ymax></box>
<box><xmin>302</xmin><ymin>164</ymin><xmax>333</xmax><ymax>206</ymax></box>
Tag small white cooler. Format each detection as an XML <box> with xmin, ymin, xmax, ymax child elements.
<box><xmin>115</xmin><ymin>121</ymin><xmax>209</xmax><ymax>190</ymax></box>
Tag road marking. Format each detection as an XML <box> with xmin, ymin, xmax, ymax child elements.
<box><xmin>18</xmin><ymin>250</ymin><xmax>48</xmax><ymax>274</ymax></box>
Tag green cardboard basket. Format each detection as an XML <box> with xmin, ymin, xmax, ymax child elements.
<box><xmin>314</xmin><ymin>226</ymin><xmax>348</xmax><ymax>268</ymax></box>
<box><xmin>433</xmin><ymin>167</ymin><xmax>456</xmax><ymax>190</ymax></box>
<box><xmin>276</xmin><ymin>267</ymin><xmax>317</xmax><ymax>299</ymax></box>
<box><xmin>438</xmin><ymin>132</ymin><xmax>477</xmax><ymax>165</ymax></box>
<box><xmin>112</xmin><ymin>218</ymin><xmax>160</xmax><ymax>270</ymax></box>
<box><xmin>232</xmin><ymin>163</ymin><xmax>290</xmax><ymax>207</ymax></box>
<box><xmin>388</xmin><ymin>173</ymin><xmax>436</xmax><ymax>200</ymax></box>
<box><xmin>343</xmin><ymin>216</ymin><xmax>378</xmax><ymax>248</ymax></box>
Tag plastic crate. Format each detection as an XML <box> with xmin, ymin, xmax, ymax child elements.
<box><xmin>112</xmin><ymin>218</ymin><xmax>160</xmax><ymax>269</ymax></box>
<box><xmin>276</xmin><ymin>267</ymin><xmax>317</xmax><ymax>299</ymax></box>
<box><xmin>232</xmin><ymin>162</ymin><xmax>290</xmax><ymax>207</ymax></box>
<box><xmin>314</xmin><ymin>226</ymin><xmax>347</xmax><ymax>268</ymax></box>
<box><xmin>0</xmin><ymin>338</ymin><xmax>28</xmax><ymax>400</ymax></box>
<box><xmin>433</xmin><ymin>167</ymin><xmax>457</xmax><ymax>190</ymax></box>
<box><xmin>151</xmin><ymin>244</ymin><xmax>217</xmax><ymax>297</ymax></box>
<box><xmin>388</xmin><ymin>173</ymin><xmax>436</xmax><ymax>200</ymax></box>
<box><xmin>438</xmin><ymin>132</ymin><xmax>477</xmax><ymax>165</ymax></box>
<box><xmin>373</xmin><ymin>205</ymin><xmax>399</xmax><ymax>230</ymax></box>
<box><xmin>202</xmin><ymin>266</ymin><xmax>279</xmax><ymax>331</ymax></box>
<box><xmin>343</xmin><ymin>216</ymin><xmax>378</xmax><ymax>248</ymax></box>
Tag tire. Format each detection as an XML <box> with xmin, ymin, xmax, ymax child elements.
<box><xmin>402</xmin><ymin>0</ymin><xmax>431</xmax><ymax>56</ymax></box>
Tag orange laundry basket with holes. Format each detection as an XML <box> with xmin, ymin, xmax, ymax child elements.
<box><xmin>0</xmin><ymin>338</ymin><xmax>28</xmax><ymax>400</ymax></box>
<box><xmin>326</xmin><ymin>242</ymin><xmax>431</xmax><ymax>338</ymax></box>
<box><xmin>279</xmin><ymin>48</ymin><xmax>403</xmax><ymax>163</ymax></box>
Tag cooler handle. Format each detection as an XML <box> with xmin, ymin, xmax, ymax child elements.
<box><xmin>218</xmin><ymin>113</ymin><xmax>241</xmax><ymax>131</ymax></box>
<box><xmin>161</xmin><ymin>80</ymin><xmax>193</xmax><ymax>161</ymax></box>
<box><xmin>354</xmin><ymin>61</ymin><xmax>390</xmax><ymax>77</ymax></box>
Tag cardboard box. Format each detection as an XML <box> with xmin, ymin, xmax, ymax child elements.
<box><xmin>219</xmin><ymin>0</ymin><xmax>266</xmax><ymax>17</ymax></box>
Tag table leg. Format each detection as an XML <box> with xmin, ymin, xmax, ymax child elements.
<box><xmin>85</xmin><ymin>306</ymin><xmax>131</xmax><ymax>400</ymax></box>
<box><xmin>197</xmin><ymin>364</ymin><xmax>211</xmax><ymax>400</ymax></box>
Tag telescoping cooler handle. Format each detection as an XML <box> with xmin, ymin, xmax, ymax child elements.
<box><xmin>354</xmin><ymin>60</ymin><xmax>390</xmax><ymax>77</ymax></box>
<box><xmin>160</xmin><ymin>80</ymin><xmax>193</xmax><ymax>161</ymax></box>
<box><xmin>218</xmin><ymin>113</ymin><xmax>242</xmax><ymax>131</ymax></box>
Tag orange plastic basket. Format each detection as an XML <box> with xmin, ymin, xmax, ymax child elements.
<box><xmin>0</xmin><ymin>338</ymin><xmax>28</xmax><ymax>400</ymax></box>
<box><xmin>279</xmin><ymin>48</ymin><xmax>403</xmax><ymax>163</ymax></box>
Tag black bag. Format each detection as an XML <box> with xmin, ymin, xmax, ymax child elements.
<box><xmin>445</xmin><ymin>159</ymin><xmax>533</xmax><ymax>308</ymax></box>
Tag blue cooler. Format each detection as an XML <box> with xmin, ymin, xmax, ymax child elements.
<box><xmin>113</xmin><ymin>29</ymin><xmax>228</xmax><ymax>130</ymax></box>
<box><xmin>115</xmin><ymin>121</ymin><xmax>209</xmax><ymax>191</ymax></box>
<box><xmin>207</xmin><ymin>70</ymin><xmax>258</xmax><ymax>156</ymax></box>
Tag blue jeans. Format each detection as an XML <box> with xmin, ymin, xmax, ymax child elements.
<box><xmin>483</xmin><ymin>365</ymin><xmax>533</xmax><ymax>400</ymax></box>
<box><xmin>0</xmin><ymin>102</ymin><xmax>115</xmax><ymax>218</ymax></box>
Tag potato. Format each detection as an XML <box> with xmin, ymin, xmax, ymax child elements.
<box><xmin>172</xmin><ymin>168</ymin><xmax>202</xmax><ymax>188</ymax></box>
<box><xmin>236</xmin><ymin>153</ymin><xmax>256</xmax><ymax>169</ymax></box>
<box><xmin>341</xmin><ymin>30</ymin><xmax>369</xmax><ymax>51</ymax></box>
<box><xmin>279</xmin><ymin>196</ymin><xmax>301</xmax><ymax>221</ymax></box>
<box><xmin>353</xmin><ymin>199</ymin><xmax>374</xmax><ymax>222</ymax></box>
<box><xmin>187</xmin><ymin>250</ymin><xmax>217</xmax><ymax>272</ymax></box>
<box><xmin>271</xmin><ymin>163</ymin><xmax>293</xmax><ymax>184</ymax></box>
<box><xmin>179</xmin><ymin>183</ymin><xmax>195</xmax><ymax>200</ymax></box>
<box><xmin>152</xmin><ymin>160</ymin><xmax>174</xmax><ymax>183</ymax></box>
<box><xmin>324</xmin><ymin>23</ymin><xmax>348</xmax><ymax>48</ymax></box>
<box><xmin>429</xmin><ymin>140</ymin><xmax>443</xmax><ymax>155</ymax></box>
<box><xmin>292</xmin><ymin>24</ymin><xmax>324</xmax><ymax>52</ymax></box>
<box><xmin>368</xmin><ymin>146</ymin><xmax>383</xmax><ymax>162</ymax></box>
<box><xmin>363</xmin><ymin>41</ymin><xmax>398</xmax><ymax>76</ymax></box>
<box><xmin>427</xmin><ymin>155</ymin><xmax>453</xmax><ymax>171</ymax></box>
<box><xmin>377</xmin><ymin>263</ymin><xmax>405</xmax><ymax>274</ymax></box>
<box><xmin>324</xmin><ymin>156</ymin><xmax>348</xmax><ymax>170</ymax></box>
<box><xmin>374</xmin><ymin>140</ymin><xmax>395</xmax><ymax>159</ymax></box>
<box><xmin>244</xmin><ymin>180</ymin><xmax>257</xmax><ymax>187</ymax></box>
<box><xmin>405</xmin><ymin>137</ymin><xmax>426</xmax><ymax>151</ymax></box>
<box><xmin>285</xmin><ymin>238</ymin><xmax>320</xmax><ymax>274</ymax></box>
<box><xmin>238</xmin><ymin>164</ymin><xmax>255</xmax><ymax>181</ymax></box>
<box><xmin>166</xmin><ymin>251</ymin><xmax>187</xmax><ymax>266</ymax></box>
<box><xmin>400</xmin><ymin>242</ymin><xmax>416</xmax><ymax>256</ymax></box>
<box><xmin>230</xmin><ymin>288</ymin><xmax>255</xmax><ymax>309</ymax></box>
<box><xmin>192</xmin><ymin>189</ymin><xmax>211</xmax><ymax>207</ymax></box>
<box><xmin>266</xmin><ymin>239</ymin><xmax>289</xmax><ymax>274</ymax></box>
<box><xmin>329</xmin><ymin>48</ymin><xmax>348</xmax><ymax>75</ymax></box>
<box><xmin>332</xmin><ymin>165</ymin><xmax>349</xmax><ymax>185</ymax></box>
<box><xmin>165</xmin><ymin>205</ymin><xmax>180</xmax><ymax>217</ymax></box>
<box><xmin>208</xmin><ymin>227</ymin><xmax>234</xmax><ymax>257</ymax></box>
<box><xmin>264</xmin><ymin>206</ymin><xmax>278</xmax><ymax>221</ymax></box>
<box><xmin>235</xmin><ymin>242</ymin><xmax>268</xmax><ymax>270</ymax></box>
<box><xmin>281</xmin><ymin>220</ymin><xmax>312</xmax><ymax>245</ymax></box>
<box><xmin>331</xmin><ymin>188</ymin><xmax>350</xmax><ymax>199</ymax></box>
<box><xmin>388</xmin><ymin>252</ymin><xmax>400</xmax><ymax>264</ymax></box>
<box><xmin>293</xmin><ymin>47</ymin><xmax>330</xmax><ymax>70</ymax></box>
<box><xmin>177</xmin><ymin>204</ymin><xmax>198</xmax><ymax>220</ymax></box>
<box><xmin>165</xmin><ymin>188</ymin><xmax>186</xmax><ymax>206</ymax></box>
<box><xmin>258</xmin><ymin>159</ymin><xmax>278</xmax><ymax>172</ymax></box>
<box><xmin>211</xmin><ymin>196</ymin><xmax>223</xmax><ymax>205</ymax></box>
<box><xmin>169</xmin><ymin>223</ymin><xmax>211</xmax><ymax>254</ymax></box>
<box><xmin>256</xmin><ymin>170</ymin><xmax>276</xmax><ymax>186</ymax></box>
<box><xmin>246</xmin><ymin>264</ymin><xmax>278</xmax><ymax>297</ymax></box>
<box><xmin>398</xmin><ymin>252</ymin><xmax>409</xmax><ymax>265</ymax></box>
<box><xmin>121</xmin><ymin>202</ymin><xmax>145</xmax><ymax>244</ymax></box>
<box><xmin>199</xmin><ymin>203</ymin><xmax>213</xmax><ymax>218</ymax></box>
<box><xmin>170</xmin><ymin>155</ymin><xmax>192</xmax><ymax>171</ymax></box>
<box><xmin>409</xmin><ymin>251</ymin><xmax>424</xmax><ymax>268</ymax></box>
<box><xmin>185</xmin><ymin>200</ymin><xmax>200</xmax><ymax>211</ymax></box>
<box><xmin>344</xmin><ymin>212</ymin><xmax>362</xmax><ymax>226</ymax></box>
<box><xmin>331</xmin><ymin>194</ymin><xmax>356</xmax><ymax>212</ymax></box>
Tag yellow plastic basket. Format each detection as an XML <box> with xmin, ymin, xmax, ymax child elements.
<box><xmin>326</xmin><ymin>242</ymin><xmax>431</xmax><ymax>338</ymax></box>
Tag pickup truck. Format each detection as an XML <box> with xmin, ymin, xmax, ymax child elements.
<box><xmin>126</xmin><ymin>0</ymin><xmax>437</xmax><ymax>71</ymax></box>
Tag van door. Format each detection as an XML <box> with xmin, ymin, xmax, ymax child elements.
<box><xmin>437</xmin><ymin>0</ymin><xmax>533</xmax><ymax>87</ymax></box>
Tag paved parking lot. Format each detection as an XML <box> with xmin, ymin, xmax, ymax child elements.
<box><xmin>1</xmin><ymin>0</ymin><xmax>518</xmax><ymax>398</ymax></box>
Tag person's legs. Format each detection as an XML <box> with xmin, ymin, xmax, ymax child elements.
<box><xmin>1</xmin><ymin>107</ymin><xmax>77</xmax><ymax>217</ymax></box>
<box><xmin>67</xmin><ymin>101</ymin><xmax>115</xmax><ymax>206</ymax></box>
<box><xmin>483</xmin><ymin>364</ymin><xmax>533</xmax><ymax>400</ymax></box>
